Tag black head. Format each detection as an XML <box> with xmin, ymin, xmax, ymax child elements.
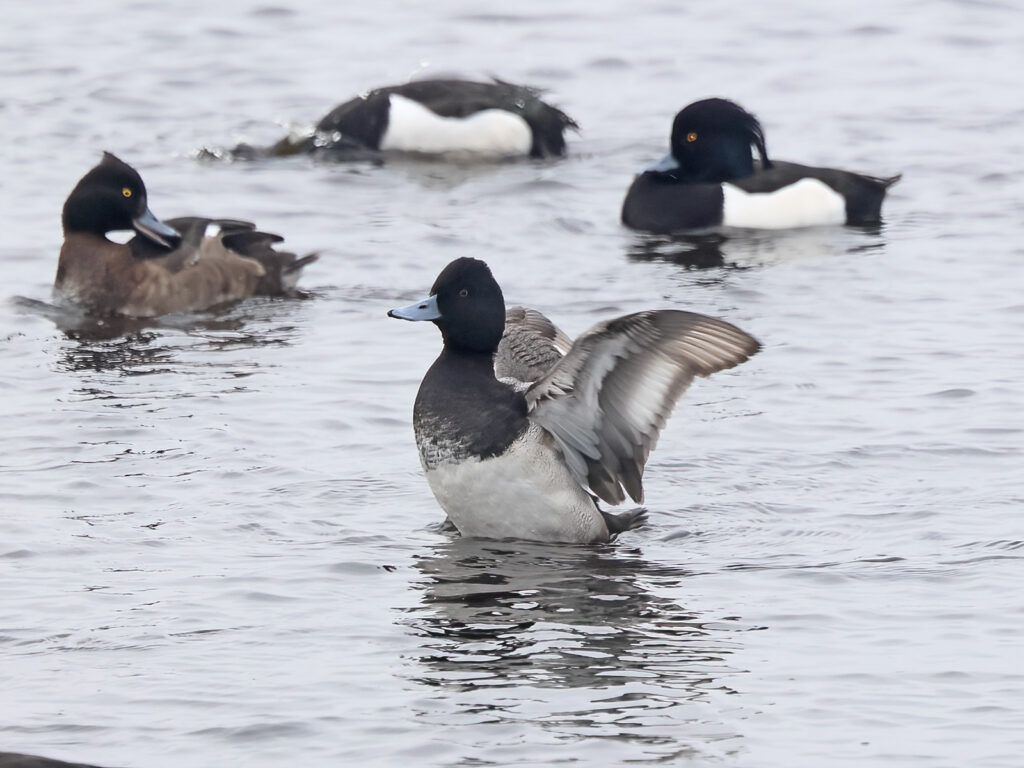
<box><xmin>389</xmin><ymin>257</ymin><xmax>506</xmax><ymax>354</ymax></box>
<box><xmin>61</xmin><ymin>152</ymin><xmax>180</xmax><ymax>248</ymax></box>
<box><xmin>666</xmin><ymin>98</ymin><xmax>772</xmax><ymax>182</ymax></box>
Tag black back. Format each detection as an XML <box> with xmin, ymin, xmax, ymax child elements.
<box><xmin>731</xmin><ymin>160</ymin><xmax>902</xmax><ymax>225</ymax></box>
<box><xmin>314</xmin><ymin>79</ymin><xmax>578</xmax><ymax>158</ymax></box>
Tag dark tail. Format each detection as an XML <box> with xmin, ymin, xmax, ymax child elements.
<box><xmin>221</xmin><ymin>228</ymin><xmax>318</xmax><ymax>296</ymax></box>
<box><xmin>284</xmin><ymin>253</ymin><xmax>319</xmax><ymax>274</ymax></box>
<box><xmin>490</xmin><ymin>77</ymin><xmax>579</xmax><ymax>159</ymax></box>
<box><xmin>601</xmin><ymin>507</ymin><xmax>648</xmax><ymax>538</ymax></box>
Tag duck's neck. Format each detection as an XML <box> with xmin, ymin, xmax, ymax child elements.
<box><xmin>419</xmin><ymin>347</ymin><xmax>505</xmax><ymax>410</ymax></box>
<box><xmin>422</xmin><ymin>345</ymin><xmax>506</xmax><ymax>397</ymax></box>
<box><xmin>437</xmin><ymin>345</ymin><xmax>497</xmax><ymax>373</ymax></box>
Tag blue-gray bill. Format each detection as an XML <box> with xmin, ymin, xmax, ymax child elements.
<box><xmin>132</xmin><ymin>206</ymin><xmax>180</xmax><ymax>248</ymax></box>
<box><xmin>388</xmin><ymin>294</ymin><xmax>441</xmax><ymax>321</ymax></box>
<box><xmin>646</xmin><ymin>152</ymin><xmax>680</xmax><ymax>172</ymax></box>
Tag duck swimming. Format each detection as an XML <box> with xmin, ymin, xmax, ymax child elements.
<box><xmin>622</xmin><ymin>98</ymin><xmax>900</xmax><ymax>233</ymax></box>
<box><xmin>55</xmin><ymin>153</ymin><xmax>316</xmax><ymax>317</ymax></box>
<box><xmin>388</xmin><ymin>257</ymin><xmax>760</xmax><ymax>543</ymax></box>
<box><xmin>248</xmin><ymin>78</ymin><xmax>578</xmax><ymax>160</ymax></box>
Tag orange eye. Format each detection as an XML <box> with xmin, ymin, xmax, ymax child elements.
<box><xmin>458</xmin><ymin>289</ymin><xmax>469</xmax><ymax>298</ymax></box>
<box><xmin>122</xmin><ymin>187</ymin><xmax>133</xmax><ymax>198</ymax></box>
<box><xmin>686</xmin><ymin>132</ymin><xmax>698</xmax><ymax>143</ymax></box>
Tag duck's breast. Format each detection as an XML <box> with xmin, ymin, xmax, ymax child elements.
<box><xmin>620</xmin><ymin>173</ymin><xmax>725</xmax><ymax>233</ymax></box>
<box><xmin>55</xmin><ymin>235</ymin><xmax>135</xmax><ymax>315</ymax></box>
<box><xmin>422</xmin><ymin>424</ymin><xmax>609</xmax><ymax>543</ymax></box>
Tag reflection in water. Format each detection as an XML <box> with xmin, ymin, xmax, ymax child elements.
<box><xmin>403</xmin><ymin>538</ymin><xmax>752</xmax><ymax>761</ymax></box>
<box><xmin>626</xmin><ymin>233</ymin><xmax>730</xmax><ymax>270</ymax></box>
<box><xmin>201</xmin><ymin>139</ymin><xmax>538</xmax><ymax>192</ymax></box>
<box><xmin>13</xmin><ymin>295</ymin><xmax>308</xmax><ymax>375</ymax></box>
<box><xmin>626</xmin><ymin>225</ymin><xmax>891</xmax><ymax>273</ymax></box>
<box><xmin>408</xmin><ymin>539</ymin><xmax>739</xmax><ymax>689</ymax></box>
<box><xmin>61</xmin><ymin>331</ymin><xmax>176</xmax><ymax>376</ymax></box>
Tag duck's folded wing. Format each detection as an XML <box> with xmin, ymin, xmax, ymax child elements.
<box><xmin>130</xmin><ymin>218</ymin><xmax>257</xmax><ymax>270</ymax></box>
<box><xmin>525</xmin><ymin>310</ymin><xmax>760</xmax><ymax>505</ymax></box>
<box><xmin>495</xmin><ymin>306</ymin><xmax>574</xmax><ymax>383</ymax></box>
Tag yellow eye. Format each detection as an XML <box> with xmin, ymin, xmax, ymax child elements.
<box><xmin>122</xmin><ymin>187</ymin><xmax>133</xmax><ymax>198</ymax></box>
<box><xmin>686</xmin><ymin>132</ymin><xmax>698</xmax><ymax>143</ymax></box>
<box><xmin>459</xmin><ymin>289</ymin><xmax>469</xmax><ymax>298</ymax></box>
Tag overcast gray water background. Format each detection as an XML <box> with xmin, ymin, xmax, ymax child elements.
<box><xmin>2</xmin><ymin>0</ymin><xmax>1023</xmax><ymax>766</ymax></box>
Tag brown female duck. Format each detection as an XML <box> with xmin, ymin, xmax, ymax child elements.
<box><xmin>56</xmin><ymin>153</ymin><xmax>316</xmax><ymax>317</ymax></box>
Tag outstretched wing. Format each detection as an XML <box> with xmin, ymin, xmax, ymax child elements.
<box><xmin>494</xmin><ymin>306</ymin><xmax>573</xmax><ymax>384</ymax></box>
<box><xmin>525</xmin><ymin>310</ymin><xmax>760</xmax><ymax>505</ymax></box>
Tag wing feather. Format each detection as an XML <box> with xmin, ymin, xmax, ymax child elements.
<box><xmin>494</xmin><ymin>306</ymin><xmax>574</xmax><ymax>383</ymax></box>
<box><xmin>525</xmin><ymin>310</ymin><xmax>760</xmax><ymax>505</ymax></box>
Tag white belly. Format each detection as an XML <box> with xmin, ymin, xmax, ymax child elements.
<box><xmin>380</xmin><ymin>94</ymin><xmax>533</xmax><ymax>156</ymax></box>
<box><xmin>422</xmin><ymin>427</ymin><xmax>609</xmax><ymax>543</ymax></box>
<box><xmin>722</xmin><ymin>177</ymin><xmax>846</xmax><ymax>229</ymax></box>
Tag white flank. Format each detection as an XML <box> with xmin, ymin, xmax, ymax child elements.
<box><xmin>379</xmin><ymin>94</ymin><xmax>533</xmax><ymax>156</ymax></box>
<box><xmin>423</xmin><ymin>425</ymin><xmax>608</xmax><ymax>543</ymax></box>
<box><xmin>722</xmin><ymin>178</ymin><xmax>846</xmax><ymax>229</ymax></box>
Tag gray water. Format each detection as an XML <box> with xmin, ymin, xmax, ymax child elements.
<box><xmin>2</xmin><ymin>0</ymin><xmax>1023</xmax><ymax>766</ymax></box>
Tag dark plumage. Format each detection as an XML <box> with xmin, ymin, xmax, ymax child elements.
<box><xmin>248</xmin><ymin>78</ymin><xmax>577</xmax><ymax>160</ymax></box>
<box><xmin>55</xmin><ymin>153</ymin><xmax>316</xmax><ymax>317</ymax></box>
<box><xmin>622</xmin><ymin>98</ymin><xmax>901</xmax><ymax>233</ymax></box>
<box><xmin>388</xmin><ymin>257</ymin><xmax>760</xmax><ymax>543</ymax></box>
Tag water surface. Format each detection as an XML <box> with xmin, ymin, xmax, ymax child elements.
<box><xmin>2</xmin><ymin>0</ymin><xmax>1023</xmax><ymax>766</ymax></box>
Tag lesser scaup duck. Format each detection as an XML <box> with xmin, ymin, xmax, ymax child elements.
<box><xmin>622</xmin><ymin>98</ymin><xmax>901</xmax><ymax>233</ymax></box>
<box><xmin>56</xmin><ymin>153</ymin><xmax>317</xmax><ymax>317</ymax></box>
<box><xmin>251</xmin><ymin>78</ymin><xmax>577</xmax><ymax>160</ymax></box>
<box><xmin>388</xmin><ymin>257</ymin><xmax>760</xmax><ymax>543</ymax></box>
